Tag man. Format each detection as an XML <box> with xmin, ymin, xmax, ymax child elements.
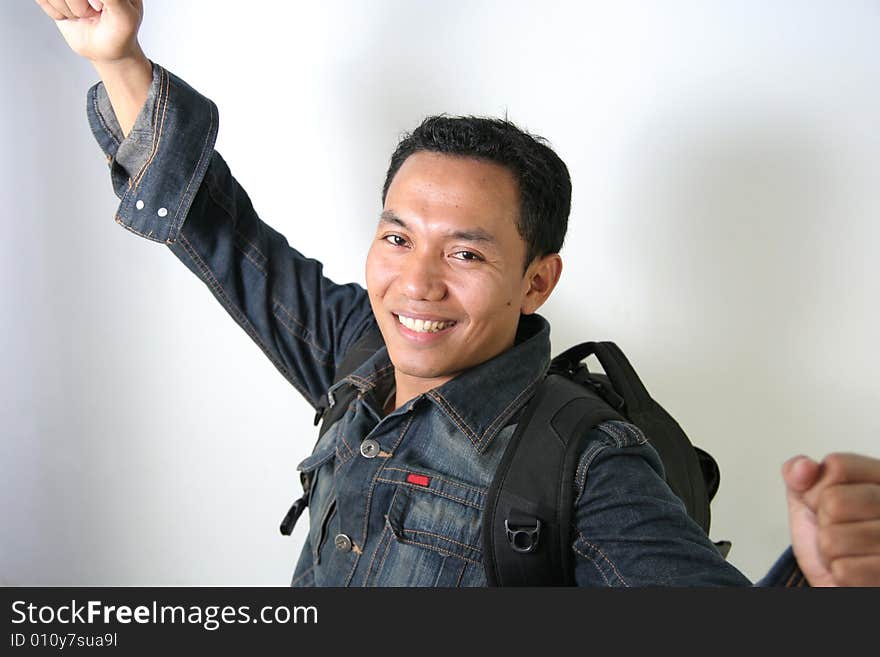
<box><xmin>37</xmin><ymin>0</ymin><xmax>880</xmax><ymax>586</ymax></box>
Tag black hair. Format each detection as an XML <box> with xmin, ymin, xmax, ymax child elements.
<box><xmin>382</xmin><ymin>115</ymin><xmax>571</xmax><ymax>270</ymax></box>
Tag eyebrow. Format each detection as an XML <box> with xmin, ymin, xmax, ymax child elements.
<box><xmin>379</xmin><ymin>210</ymin><xmax>498</xmax><ymax>245</ymax></box>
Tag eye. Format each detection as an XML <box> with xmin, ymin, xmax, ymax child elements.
<box><xmin>383</xmin><ymin>234</ymin><xmax>409</xmax><ymax>247</ymax></box>
<box><xmin>452</xmin><ymin>250</ymin><xmax>484</xmax><ymax>262</ymax></box>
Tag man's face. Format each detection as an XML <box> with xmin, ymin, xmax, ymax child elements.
<box><xmin>366</xmin><ymin>152</ymin><xmax>533</xmax><ymax>393</ymax></box>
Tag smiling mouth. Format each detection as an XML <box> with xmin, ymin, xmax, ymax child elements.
<box><xmin>394</xmin><ymin>313</ymin><xmax>457</xmax><ymax>334</ymax></box>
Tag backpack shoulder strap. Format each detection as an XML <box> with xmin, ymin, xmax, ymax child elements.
<box><xmin>313</xmin><ymin>325</ymin><xmax>386</xmax><ymax>438</ymax></box>
<box><xmin>482</xmin><ymin>373</ymin><xmax>623</xmax><ymax>586</ymax></box>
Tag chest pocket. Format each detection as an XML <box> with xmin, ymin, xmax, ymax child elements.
<box><xmin>367</xmin><ymin>467</ymin><xmax>488</xmax><ymax>587</ymax></box>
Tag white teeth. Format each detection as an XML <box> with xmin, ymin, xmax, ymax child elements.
<box><xmin>397</xmin><ymin>314</ymin><xmax>455</xmax><ymax>333</ymax></box>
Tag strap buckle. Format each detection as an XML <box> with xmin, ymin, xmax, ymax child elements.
<box><xmin>505</xmin><ymin>518</ymin><xmax>541</xmax><ymax>553</ymax></box>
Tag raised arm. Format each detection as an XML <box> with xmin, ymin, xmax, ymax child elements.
<box><xmin>36</xmin><ymin>0</ymin><xmax>151</xmax><ymax>137</ymax></box>
<box><xmin>37</xmin><ymin>0</ymin><xmax>378</xmax><ymax>408</ymax></box>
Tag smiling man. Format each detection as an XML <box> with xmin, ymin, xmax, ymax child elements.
<box><xmin>368</xmin><ymin>142</ymin><xmax>563</xmax><ymax>412</ymax></box>
<box><xmin>37</xmin><ymin>0</ymin><xmax>880</xmax><ymax>587</ymax></box>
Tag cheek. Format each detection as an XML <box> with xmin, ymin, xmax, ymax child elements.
<box><xmin>452</xmin><ymin>275</ymin><xmax>519</xmax><ymax>319</ymax></box>
<box><xmin>365</xmin><ymin>246</ymin><xmax>390</xmax><ymax>296</ymax></box>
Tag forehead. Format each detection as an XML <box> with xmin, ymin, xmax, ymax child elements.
<box><xmin>383</xmin><ymin>152</ymin><xmax>521</xmax><ymax>240</ymax></box>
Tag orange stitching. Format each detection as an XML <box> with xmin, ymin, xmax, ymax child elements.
<box><xmin>478</xmin><ymin>372</ymin><xmax>543</xmax><ymax>450</ymax></box>
<box><xmin>428</xmin><ymin>391</ymin><xmax>479</xmax><ymax>447</ymax></box>
<box><xmin>363</xmin><ymin>524</ymin><xmax>390</xmax><ymax>586</ymax></box>
<box><xmin>359</xmin><ymin>416</ymin><xmax>413</xmax><ymax>544</ymax></box>
<box><xmin>397</xmin><ymin>538</ymin><xmax>482</xmax><ymax>567</ymax></box>
<box><xmin>380</xmin><ymin>467</ymin><xmax>486</xmax><ymax>496</ymax></box>
<box><xmin>373</xmin><ymin>519</ymin><xmax>396</xmax><ymax>583</ymax></box>
<box><xmin>572</xmin><ymin>544</ymin><xmax>612</xmax><ymax>586</ymax></box>
<box><xmin>92</xmin><ymin>88</ymin><xmax>120</xmax><ymax>148</ymax></box>
<box><xmin>132</xmin><ymin>66</ymin><xmax>169</xmax><ymax>190</ymax></box>
<box><xmin>576</xmin><ymin>531</ymin><xmax>629</xmax><ymax>586</ymax></box>
<box><xmin>272</xmin><ymin>303</ymin><xmax>332</xmax><ymax>356</ymax></box>
<box><xmin>290</xmin><ymin>564</ymin><xmax>315</xmax><ymax>586</ymax></box>
<box><xmin>404</xmin><ymin>528</ymin><xmax>481</xmax><ymax>555</ymax></box>
<box><xmin>170</xmin><ymin>93</ymin><xmax>213</xmax><ymax>237</ymax></box>
<box><xmin>373</xmin><ymin>478</ymin><xmax>483</xmax><ymax>510</ymax></box>
<box><xmin>175</xmin><ymin>232</ymin><xmax>314</xmax><ymax>403</ymax></box>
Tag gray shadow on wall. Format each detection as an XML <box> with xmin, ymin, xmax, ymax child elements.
<box><xmin>611</xmin><ymin>106</ymin><xmax>844</xmax><ymax>563</ymax></box>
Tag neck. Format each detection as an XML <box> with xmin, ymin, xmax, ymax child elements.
<box><xmin>388</xmin><ymin>369</ymin><xmax>455</xmax><ymax>414</ymax></box>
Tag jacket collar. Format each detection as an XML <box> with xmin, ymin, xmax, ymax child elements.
<box><xmin>336</xmin><ymin>313</ymin><xmax>551</xmax><ymax>454</ymax></box>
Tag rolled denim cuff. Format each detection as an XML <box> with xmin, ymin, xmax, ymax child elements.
<box><xmin>86</xmin><ymin>61</ymin><xmax>219</xmax><ymax>244</ymax></box>
<box><xmin>756</xmin><ymin>546</ymin><xmax>810</xmax><ymax>587</ymax></box>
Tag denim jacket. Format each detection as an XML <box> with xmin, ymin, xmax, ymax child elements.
<box><xmin>85</xmin><ymin>61</ymin><xmax>804</xmax><ymax>587</ymax></box>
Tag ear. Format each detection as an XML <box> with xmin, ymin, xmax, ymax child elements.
<box><xmin>520</xmin><ymin>253</ymin><xmax>563</xmax><ymax>315</ymax></box>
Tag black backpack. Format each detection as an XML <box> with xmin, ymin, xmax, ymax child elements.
<box><xmin>280</xmin><ymin>327</ymin><xmax>728</xmax><ymax>586</ymax></box>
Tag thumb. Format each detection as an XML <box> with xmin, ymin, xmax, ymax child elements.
<box><xmin>782</xmin><ymin>455</ymin><xmax>822</xmax><ymax>511</ymax></box>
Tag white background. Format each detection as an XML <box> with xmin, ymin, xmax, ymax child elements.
<box><xmin>1</xmin><ymin>0</ymin><xmax>878</xmax><ymax>585</ymax></box>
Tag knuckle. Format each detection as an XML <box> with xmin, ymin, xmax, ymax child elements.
<box><xmin>817</xmin><ymin>527</ymin><xmax>842</xmax><ymax>560</ymax></box>
<box><xmin>819</xmin><ymin>486</ymin><xmax>848</xmax><ymax>522</ymax></box>
<box><xmin>830</xmin><ymin>559</ymin><xmax>859</xmax><ymax>587</ymax></box>
<box><xmin>822</xmin><ymin>453</ymin><xmax>848</xmax><ymax>479</ymax></box>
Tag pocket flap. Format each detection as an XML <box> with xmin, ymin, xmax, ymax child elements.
<box><xmin>385</xmin><ymin>479</ymin><xmax>483</xmax><ymax>565</ymax></box>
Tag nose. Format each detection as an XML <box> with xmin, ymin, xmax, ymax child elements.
<box><xmin>400</xmin><ymin>251</ymin><xmax>447</xmax><ymax>302</ymax></box>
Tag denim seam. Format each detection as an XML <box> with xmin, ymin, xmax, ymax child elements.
<box><xmin>357</xmin><ymin>414</ymin><xmax>415</xmax><ymax>560</ymax></box>
<box><xmin>427</xmin><ymin>391</ymin><xmax>479</xmax><ymax>448</ymax></box>
<box><xmin>335</xmin><ymin>438</ymin><xmax>354</xmax><ymax>468</ymax></box>
<box><xmin>198</xmin><ymin>170</ymin><xmax>335</xmax><ymax>365</ymax></box>
<box><xmin>338</xmin><ymin>421</ymin><xmax>355</xmax><ymax>460</ymax></box>
<box><xmin>597</xmin><ymin>420</ymin><xmax>647</xmax><ymax>447</ymax></box>
<box><xmin>380</xmin><ymin>466</ymin><xmax>486</xmax><ymax>496</ymax></box>
<box><xmin>478</xmin><ymin>370</ymin><xmax>545</xmax><ymax>451</ymax></box>
<box><xmin>346</xmin><ymin>374</ymin><xmax>377</xmax><ymax>391</ymax></box>
<box><xmin>397</xmin><ymin>538</ymin><xmax>482</xmax><ymax>567</ymax></box>
<box><xmin>114</xmin><ymin>214</ymin><xmax>159</xmax><ymax>240</ymax></box>
<box><xmin>574</xmin><ymin>441</ymin><xmax>611</xmax><ymax>496</ymax></box>
<box><xmin>454</xmin><ymin>562</ymin><xmax>467</xmax><ymax>587</ymax></box>
<box><xmin>313</xmin><ymin>489</ymin><xmax>337</xmax><ymax>562</ymax></box>
<box><xmin>575</xmin><ymin>531</ymin><xmax>630</xmax><ymax>587</ymax></box>
<box><xmin>404</xmin><ymin>528</ymin><xmax>481</xmax><ymax>555</ymax></box>
<box><xmin>785</xmin><ymin>566</ymin><xmax>806</xmax><ymax>587</ymax></box>
<box><xmin>130</xmin><ymin>67</ymin><xmax>168</xmax><ymax>191</ymax></box>
<box><xmin>362</xmin><ymin>523</ymin><xmax>390</xmax><ymax>586</ymax></box>
<box><xmin>91</xmin><ymin>89</ymin><xmax>120</xmax><ymax>150</ymax></box>
<box><xmin>290</xmin><ymin>564</ymin><xmax>315</xmax><ymax>586</ymax></box>
<box><xmin>371</xmin><ymin>518</ymin><xmax>396</xmax><ymax>585</ymax></box>
<box><xmin>198</xmin><ymin>187</ymin><xmax>335</xmax><ymax>364</ymax></box>
<box><xmin>374</xmin><ymin>478</ymin><xmax>483</xmax><ymax>511</ymax></box>
<box><xmin>170</xmin><ymin>87</ymin><xmax>215</xmax><ymax>239</ymax></box>
<box><xmin>232</xmin><ymin>230</ymin><xmax>268</xmax><ymax>270</ymax></box>
<box><xmin>572</xmin><ymin>544</ymin><xmax>612</xmax><ymax>586</ymax></box>
<box><xmin>270</xmin><ymin>309</ymin><xmax>335</xmax><ymax>367</ymax></box>
<box><xmin>204</xmin><ymin>166</ymin><xmax>237</xmax><ymax>215</ymax></box>
<box><xmin>356</xmin><ymin>362</ymin><xmax>396</xmax><ymax>386</ymax></box>
<box><xmin>271</xmin><ymin>303</ymin><xmax>333</xmax><ymax>359</ymax></box>
<box><xmin>175</xmin><ymin>231</ymin><xmax>312</xmax><ymax>403</ymax></box>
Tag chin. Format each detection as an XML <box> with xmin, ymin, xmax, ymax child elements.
<box><xmin>389</xmin><ymin>355</ymin><xmax>455</xmax><ymax>381</ymax></box>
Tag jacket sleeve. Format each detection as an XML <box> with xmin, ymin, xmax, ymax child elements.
<box><xmin>571</xmin><ymin>421</ymin><xmax>754</xmax><ymax>586</ymax></box>
<box><xmin>85</xmin><ymin>62</ymin><xmax>377</xmax><ymax>408</ymax></box>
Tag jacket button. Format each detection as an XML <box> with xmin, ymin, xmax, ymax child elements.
<box><xmin>360</xmin><ymin>439</ymin><xmax>380</xmax><ymax>458</ymax></box>
<box><xmin>334</xmin><ymin>533</ymin><xmax>352</xmax><ymax>552</ymax></box>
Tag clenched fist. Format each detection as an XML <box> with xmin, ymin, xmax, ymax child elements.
<box><xmin>784</xmin><ymin>452</ymin><xmax>880</xmax><ymax>586</ymax></box>
<box><xmin>35</xmin><ymin>0</ymin><xmax>144</xmax><ymax>63</ymax></box>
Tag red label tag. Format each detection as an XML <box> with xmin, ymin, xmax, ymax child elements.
<box><xmin>406</xmin><ymin>473</ymin><xmax>430</xmax><ymax>487</ymax></box>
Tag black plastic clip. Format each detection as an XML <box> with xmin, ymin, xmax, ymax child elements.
<box><xmin>505</xmin><ymin>518</ymin><xmax>541</xmax><ymax>554</ymax></box>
